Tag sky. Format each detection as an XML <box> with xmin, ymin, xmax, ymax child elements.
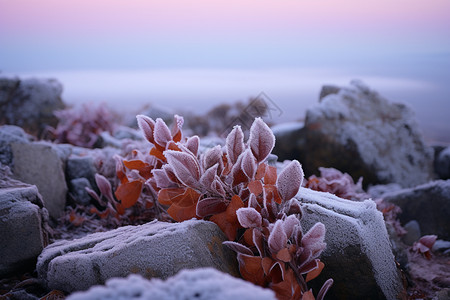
<box><xmin>0</xmin><ymin>0</ymin><xmax>449</xmax><ymax>143</ymax></box>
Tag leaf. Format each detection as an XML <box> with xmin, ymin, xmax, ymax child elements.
<box><xmin>277</xmin><ymin>160</ymin><xmax>303</xmax><ymax>201</ymax></box>
<box><xmin>248</xmin><ymin>180</ymin><xmax>263</xmax><ymax>196</ymax></box>
<box><xmin>223</xmin><ymin>241</ymin><xmax>253</xmax><ymax>256</ymax></box>
<box><xmin>301</xmin><ymin>290</ymin><xmax>316</xmax><ymax>300</ymax></box>
<box><xmin>306</xmin><ymin>260</ymin><xmax>324</xmax><ymax>282</ymax></box>
<box><xmin>185</xmin><ymin>135</ymin><xmax>200</xmax><ymax>156</ymax></box>
<box><xmin>283</xmin><ymin>214</ymin><xmax>301</xmax><ymax>239</ymax></box>
<box><xmin>236</xmin><ymin>207</ymin><xmax>262</xmax><ymax>228</ymax></box>
<box><xmin>264</xmin><ymin>165</ymin><xmax>277</xmax><ymax>185</ymax></box>
<box><xmin>196</xmin><ymin>197</ymin><xmax>227</xmax><ymax>218</ymax></box>
<box><xmin>153</xmin><ymin>118</ymin><xmax>172</xmax><ymax>148</ymax></box>
<box><xmin>136</xmin><ymin>114</ymin><xmax>155</xmax><ymax>144</ymax></box>
<box><xmin>95</xmin><ymin>174</ymin><xmax>115</xmax><ymax>203</ymax></box>
<box><xmin>210</xmin><ymin>195</ymin><xmax>244</xmax><ymax>240</ymax></box>
<box><xmin>158</xmin><ymin>187</ymin><xmax>186</xmax><ymax>205</ymax></box>
<box><xmin>200</xmin><ymin>164</ymin><xmax>219</xmax><ymax>190</ymax></box>
<box><xmin>166</xmin><ymin>188</ymin><xmax>201</xmax><ymax>221</ymax></box>
<box><xmin>255</xmin><ymin>163</ymin><xmax>267</xmax><ymax>180</ymax></box>
<box><xmin>171</xmin><ymin>114</ymin><xmax>184</xmax><ymax>142</ymax></box>
<box><xmin>241</xmin><ymin>149</ymin><xmax>257</xmax><ymax>179</ymax></box>
<box><xmin>226</xmin><ymin>195</ymin><xmax>244</xmax><ymax>222</ymax></box>
<box><xmin>170</xmin><ymin>188</ymin><xmax>201</xmax><ymax>208</ymax></box>
<box><xmin>253</xmin><ymin>228</ymin><xmax>264</xmax><ymax>256</ymax></box>
<box><xmin>302</xmin><ymin>222</ymin><xmax>326</xmax><ymax>257</ymax></box>
<box><xmin>248</xmin><ymin>117</ymin><xmax>275</xmax><ymax>163</ymax></box>
<box><xmin>237</xmin><ymin>254</ymin><xmax>265</xmax><ymax>286</ymax></box>
<box><xmin>150</xmin><ymin>146</ymin><xmax>166</xmax><ymax>162</ymax></box>
<box><xmin>268</xmin><ymin>220</ymin><xmax>287</xmax><ymax>254</ymax></box>
<box><xmin>248</xmin><ymin>193</ymin><xmax>259</xmax><ymax>209</ymax></box>
<box><xmin>123</xmin><ymin>159</ymin><xmax>153</xmax><ymax>179</ymax></box>
<box><xmin>114</xmin><ymin>180</ymin><xmax>143</xmax><ymax>209</ymax></box>
<box><xmin>276</xmin><ymin>247</ymin><xmax>292</xmax><ymax>262</ymax></box>
<box><xmin>211</xmin><ymin>177</ymin><xmax>226</xmax><ymax>198</ymax></box>
<box><xmin>165</xmin><ymin>150</ymin><xmax>200</xmax><ymax>188</ymax></box>
<box><xmin>153</xmin><ymin>169</ymin><xmax>175</xmax><ymax>189</ymax></box>
<box><xmin>316</xmin><ymin>278</ymin><xmax>334</xmax><ymax>300</ymax></box>
<box><xmin>231</xmin><ymin>154</ymin><xmax>248</xmax><ymax>187</ymax></box>
<box><xmin>226</xmin><ymin>125</ymin><xmax>245</xmax><ymax>164</ymax></box>
<box><xmin>203</xmin><ymin>145</ymin><xmax>222</xmax><ymax>170</ymax></box>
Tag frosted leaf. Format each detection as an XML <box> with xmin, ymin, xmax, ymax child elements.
<box><xmin>196</xmin><ymin>197</ymin><xmax>227</xmax><ymax>218</ymax></box>
<box><xmin>241</xmin><ymin>149</ymin><xmax>257</xmax><ymax>179</ymax></box>
<box><xmin>223</xmin><ymin>241</ymin><xmax>253</xmax><ymax>256</ymax></box>
<box><xmin>268</xmin><ymin>220</ymin><xmax>287</xmax><ymax>254</ymax></box>
<box><xmin>248</xmin><ymin>193</ymin><xmax>259</xmax><ymax>209</ymax></box>
<box><xmin>200</xmin><ymin>164</ymin><xmax>219</xmax><ymax>190</ymax></box>
<box><xmin>302</xmin><ymin>223</ymin><xmax>326</xmax><ymax>257</ymax></box>
<box><xmin>211</xmin><ymin>176</ymin><xmax>226</xmax><ymax>198</ymax></box>
<box><xmin>237</xmin><ymin>207</ymin><xmax>262</xmax><ymax>228</ymax></box>
<box><xmin>136</xmin><ymin>115</ymin><xmax>155</xmax><ymax>143</ymax></box>
<box><xmin>185</xmin><ymin>136</ymin><xmax>200</xmax><ymax>156</ymax></box>
<box><xmin>283</xmin><ymin>215</ymin><xmax>301</xmax><ymax>239</ymax></box>
<box><xmin>153</xmin><ymin>118</ymin><xmax>172</xmax><ymax>148</ymax></box>
<box><xmin>164</xmin><ymin>150</ymin><xmax>200</xmax><ymax>188</ymax></box>
<box><xmin>248</xmin><ymin>118</ymin><xmax>275</xmax><ymax>163</ymax></box>
<box><xmin>277</xmin><ymin>160</ymin><xmax>303</xmax><ymax>201</ymax></box>
<box><xmin>152</xmin><ymin>169</ymin><xmax>175</xmax><ymax>189</ymax></box>
<box><xmin>95</xmin><ymin>174</ymin><xmax>114</xmax><ymax>203</ymax></box>
<box><xmin>171</xmin><ymin>114</ymin><xmax>184</xmax><ymax>137</ymax></box>
<box><xmin>317</xmin><ymin>278</ymin><xmax>334</xmax><ymax>300</ymax></box>
<box><xmin>203</xmin><ymin>145</ymin><xmax>222</xmax><ymax>170</ymax></box>
<box><xmin>285</xmin><ymin>199</ymin><xmax>303</xmax><ymax>217</ymax></box>
<box><xmin>226</xmin><ymin>125</ymin><xmax>245</xmax><ymax>165</ymax></box>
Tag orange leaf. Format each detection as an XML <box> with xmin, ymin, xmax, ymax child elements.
<box><xmin>243</xmin><ymin>228</ymin><xmax>254</xmax><ymax>247</ymax></box>
<box><xmin>248</xmin><ymin>180</ymin><xmax>263</xmax><ymax>196</ymax></box>
<box><xmin>123</xmin><ymin>159</ymin><xmax>153</xmax><ymax>179</ymax></box>
<box><xmin>115</xmin><ymin>180</ymin><xmax>143</xmax><ymax>209</ymax></box>
<box><xmin>264</xmin><ymin>165</ymin><xmax>277</xmax><ymax>185</ymax></box>
<box><xmin>167</xmin><ymin>141</ymin><xmax>181</xmax><ymax>151</ymax></box>
<box><xmin>116</xmin><ymin>168</ymin><xmax>128</xmax><ymax>184</ymax></box>
<box><xmin>255</xmin><ymin>163</ymin><xmax>267</xmax><ymax>180</ymax></box>
<box><xmin>301</xmin><ymin>290</ymin><xmax>315</xmax><ymax>300</ymax></box>
<box><xmin>239</xmin><ymin>254</ymin><xmax>265</xmax><ymax>286</ymax></box>
<box><xmin>171</xmin><ymin>188</ymin><xmax>201</xmax><ymax>208</ymax></box>
<box><xmin>226</xmin><ymin>195</ymin><xmax>244</xmax><ymax>222</ymax></box>
<box><xmin>158</xmin><ymin>188</ymin><xmax>186</xmax><ymax>205</ymax></box>
<box><xmin>167</xmin><ymin>202</ymin><xmax>197</xmax><ymax>222</ymax></box>
<box><xmin>150</xmin><ymin>147</ymin><xmax>166</xmax><ymax>162</ymax></box>
<box><xmin>276</xmin><ymin>248</ymin><xmax>292</xmax><ymax>262</ymax></box>
<box><xmin>210</xmin><ymin>195</ymin><xmax>244</xmax><ymax>241</ymax></box>
<box><xmin>163</xmin><ymin>188</ymin><xmax>201</xmax><ymax>221</ymax></box>
<box><xmin>115</xmin><ymin>203</ymin><xmax>125</xmax><ymax>215</ymax></box>
<box><xmin>306</xmin><ymin>260</ymin><xmax>324</xmax><ymax>282</ymax></box>
<box><xmin>262</xmin><ymin>257</ymin><xmax>275</xmax><ymax>275</ymax></box>
<box><xmin>264</xmin><ymin>184</ymin><xmax>282</xmax><ymax>204</ymax></box>
<box><xmin>172</xmin><ymin>130</ymin><xmax>182</xmax><ymax>143</ymax></box>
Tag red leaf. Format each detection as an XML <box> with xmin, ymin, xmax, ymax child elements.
<box><xmin>226</xmin><ymin>125</ymin><xmax>245</xmax><ymax>164</ymax></box>
<box><xmin>306</xmin><ymin>260</ymin><xmax>324</xmax><ymax>282</ymax></box>
<box><xmin>236</xmin><ymin>207</ymin><xmax>262</xmax><ymax>228</ymax></box>
<box><xmin>223</xmin><ymin>241</ymin><xmax>253</xmax><ymax>255</ymax></box>
<box><xmin>248</xmin><ymin>117</ymin><xmax>275</xmax><ymax>163</ymax></box>
<box><xmin>150</xmin><ymin>147</ymin><xmax>166</xmax><ymax>162</ymax></box>
<box><xmin>277</xmin><ymin>160</ymin><xmax>303</xmax><ymax>201</ymax></box>
<box><xmin>268</xmin><ymin>220</ymin><xmax>287</xmax><ymax>254</ymax></box>
<box><xmin>165</xmin><ymin>150</ymin><xmax>200</xmax><ymax>187</ymax></box>
<box><xmin>114</xmin><ymin>180</ymin><xmax>143</xmax><ymax>209</ymax></box>
<box><xmin>276</xmin><ymin>248</ymin><xmax>292</xmax><ymax>262</ymax></box>
<box><xmin>210</xmin><ymin>195</ymin><xmax>244</xmax><ymax>240</ymax></box>
<box><xmin>248</xmin><ymin>180</ymin><xmax>263</xmax><ymax>196</ymax></box>
<box><xmin>264</xmin><ymin>165</ymin><xmax>277</xmax><ymax>185</ymax></box>
<box><xmin>167</xmin><ymin>202</ymin><xmax>198</xmax><ymax>222</ymax></box>
<box><xmin>255</xmin><ymin>163</ymin><xmax>267</xmax><ymax>180</ymax></box>
<box><xmin>123</xmin><ymin>159</ymin><xmax>153</xmax><ymax>179</ymax></box>
<box><xmin>136</xmin><ymin>114</ymin><xmax>155</xmax><ymax>144</ymax></box>
<box><xmin>185</xmin><ymin>135</ymin><xmax>200</xmax><ymax>156</ymax></box>
<box><xmin>171</xmin><ymin>114</ymin><xmax>184</xmax><ymax>143</ymax></box>
<box><xmin>196</xmin><ymin>197</ymin><xmax>227</xmax><ymax>218</ymax></box>
<box><xmin>154</xmin><ymin>118</ymin><xmax>172</xmax><ymax>148</ymax></box>
<box><xmin>158</xmin><ymin>188</ymin><xmax>186</xmax><ymax>205</ymax></box>
<box><xmin>241</xmin><ymin>149</ymin><xmax>257</xmax><ymax>179</ymax></box>
<box><xmin>238</xmin><ymin>254</ymin><xmax>265</xmax><ymax>286</ymax></box>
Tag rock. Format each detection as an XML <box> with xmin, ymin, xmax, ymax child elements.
<box><xmin>402</xmin><ymin>220</ymin><xmax>421</xmax><ymax>246</ymax></box>
<box><xmin>0</xmin><ymin>185</ymin><xmax>50</xmax><ymax>276</ymax></box>
<box><xmin>10</xmin><ymin>141</ymin><xmax>67</xmax><ymax>219</ymax></box>
<box><xmin>297</xmin><ymin>187</ymin><xmax>405</xmax><ymax>300</ymax></box>
<box><xmin>67</xmin><ymin>268</ymin><xmax>276</xmax><ymax>300</ymax></box>
<box><xmin>0</xmin><ymin>125</ymin><xmax>32</xmax><ymax>166</ymax></box>
<box><xmin>37</xmin><ymin>219</ymin><xmax>239</xmax><ymax>293</ymax></box>
<box><xmin>319</xmin><ymin>84</ymin><xmax>341</xmax><ymax>101</ymax></box>
<box><xmin>272</xmin><ymin>122</ymin><xmax>306</xmax><ymax>163</ymax></box>
<box><xmin>435</xmin><ymin>146</ymin><xmax>450</xmax><ymax>179</ymax></box>
<box><xmin>278</xmin><ymin>80</ymin><xmax>434</xmax><ymax>188</ymax></box>
<box><xmin>69</xmin><ymin>178</ymin><xmax>93</xmax><ymax>205</ymax></box>
<box><xmin>0</xmin><ymin>77</ymin><xmax>65</xmax><ymax>137</ymax></box>
<box><xmin>433</xmin><ymin>240</ymin><xmax>450</xmax><ymax>254</ymax></box>
<box><xmin>367</xmin><ymin>183</ymin><xmax>402</xmax><ymax>200</ymax></box>
<box><xmin>66</xmin><ymin>155</ymin><xmax>97</xmax><ymax>187</ymax></box>
<box><xmin>383</xmin><ymin>180</ymin><xmax>450</xmax><ymax>240</ymax></box>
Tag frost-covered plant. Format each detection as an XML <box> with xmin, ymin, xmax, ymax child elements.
<box><xmin>50</xmin><ymin>103</ymin><xmax>115</xmax><ymax>148</ymax></box>
<box><xmin>412</xmin><ymin>235</ymin><xmax>437</xmax><ymax>259</ymax></box>
<box><xmin>304</xmin><ymin>167</ymin><xmax>368</xmax><ymax>201</ymax></box>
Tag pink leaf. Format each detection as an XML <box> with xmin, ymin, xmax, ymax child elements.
<box><xmin>418</xmin><ymin>235</ymin><xmax>437</xmax><ymax>249</ymax></box>
<box><xmin>248</xmin><ymin>118</ymin><xmax>275</xmax><ymax>163</ymax></box>
<box><xmin>164</xmin><ymin>150</ymin><xmax>200</xmax><ymax>188</ymax></box>
<box><xmin>196</xmin><ymin>197</ymin><xmax>227</xmax><ymax>217</ymax></box>
<box><xmin>283</xmin><ymin>215</ymin><xmax>301</xmax><ymax>239</ymax></box>
<box><xmin>223</xmin><ymin>241</ymin><xmax>253</xmax><ymax>256</ymax></box>
<box><xmin>171</xmin><ymin>114</ymin><xmax>184</xmax><ymax>140</ymax></box>
<box><xmin>285</xmin><ymin>199</ymin><xmax>303</xmax><ymax>217</ymax></box>
<box><xmin>226</xmin><ymin>125</ymin><xmax>245</xmax><ymax>165</ymax></box>
<box><xmin>152</xmin><ymin>168</ymin><xmax>176</xmax><ymax>189</ymax></box>
<box><xmin>277</xmin><ymin>160</ymin><xmax>303</xmax><ymax>201</ymax></box>
<box><xmin>136</xmin><ymin>115</ymin><xmax>155</xmax><ymax>144</ymax></box>
<box><xmin>95</xmin><ymin>174</ymin><xmax>115</xmax><ymax>203</ymax></box>
<box><xmin>302</xmin><ymin>222</ymin><xmax>326</xmax><ymax>257</ymax></box>
<box><xmin>185</xmin><ymin>135</ymin><xmax>200</xmax><ymax>156</ymax></box>
<box><xmin>241</xmin><ymin>149</ymin><xmax>257</xmax><ymax>179</ymax></box>
<box><xmin>268</xmin><ymin>220</ymin><xmax>287</xmax><ymax>254</ymax></box>
<box><xmin>253</xmin><ymin>228</ymin><xmax>264</xmax><ymax>256</ymax></box>
<box><xmin>202</xmin><ymin>145</ymin><xmax>223</xmax><ymax>170</ymax></box>
<box><xmin>317</xmin><ymin>278</ymin><xmax>334</xmax><ymax>300</ymax></box>
<box><xmin>200</xmin><ymin>164</ymin><xmax>219</xmax><ymax>190</ymax></box>
<box><xmin>236</xmin><ymin>207</ymin><xmax>262</xmax><ymax>228</ymax></box>
<box><xmin>153</xmin><ymin>118</ymin><xmax>172</xmax><ymax>148</ymax></box>
<box><xmin>248</xmin><ymin>193</ymin><xmax>259</xmax><ymax>209</ymax></box>
<box><xmin>211</xmin><ymin>177</ymin><xmax>226</xmax><ymax>198</ymax></box>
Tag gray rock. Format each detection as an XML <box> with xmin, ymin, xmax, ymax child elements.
<box><xmin>432</xmin><ymin>240</ymin><xmax>450</xmax><ymax>254</ymax></box>
<box><xmin>297</xmin><ymin>187</ymin><xmax>405</xmax><ymax>300</ymax></box>
<box><xmin>0</xmin><ymin>185</ymin><xmax>50</xmax><ymax>276</ymax></box>
<box><xmin>37</xmin><ymin>219</ymin><xmax>239</xmax><ymax>293</ymax></box>
<box><xmin>276</xmin><ymin>80</ymin><xmax>434</xmax><ymax>188</ymax></box>
<box><xmin>383</xmin><ymin>180</ymin><xmax>450</xmax><ymax>240</ymax></box>
<box><xmin>67</xmin><ymin>268</ymin><xmax>276</xmax><ymax>300</ymax></box>
<box><xmin>10</xmin><ymin>141</ymin><xmax>67</xmax><ymax>219</ymax></box>
<box><xmin>0</xmin><ymin>125</ymin><xmax>32</xmax><ymax>166</ymax></box>
<box><xmin>435</xmin><ymin>146</ymin><xmax>450</xmax><ymax>179</ymax></box>
<box><xmin>402</xmin><ymin>220</ymin><xmax>421</xmax><ymax>246</ymax></box>
<box><xmin>66</xmin><ymin>155</ymin><xmax>97</xmax><ymax>187</ymax></box>
<box><xmin>319</xmin><ymin>84</ymin><xmax>341</xmax><ymax>101</ymax></box>
<box><xmin>0</xmin><ymin>77</ymin><xmax>65</xmax><ymax>136</ymax></box>
<box><xmin>70</xmin><ymin>178</ymin><xmax>93</xmax><ymax>205</ymax></box>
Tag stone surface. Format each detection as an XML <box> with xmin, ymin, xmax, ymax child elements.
<box><xmin>10</xmin><ymin>141</ymin><xmax>67</xmax><ymax>219</ymax></box>
<box><xmin>383</xmin><ymin>180</ymin><xmax>450</xmax><ymax>240</ymax></box>
<box><xmin>297</xmin><ymin>187</ymin><xmax>405</xmax><ymax>300</ymax></box>
<box><xmin>402</xmin><ymin>220</ymin><xmax>421</xmax><ymax>246</ymax></box>
<box><xmin>0</xmin><ymin>125</ymin><xmax>32</xmax><ymax>167</ymax></box>
<box><xmin>0</xmin><ymin>185</ymin><xmax>50</xmax><ymax>276</ymax></box>
<box><xmin>37</xmin><ymin>219</ymin><xmax>239</xmax><ymax>293</ymax></box>
<box><xmin>66</xmin><ymin>155</ymin><xmax>97</xmax><ymax>187</ymax></box>
<box><xmin>435</xmin><ymin>146</ymin><xmax>450</xmax><ymax>180</ymax></box>
<box><xmin>0</xmin><ymin>76</ymin><xmax>65</xmax><ymax>136</ymax></box>
<box><xmin>69</xmin><ymin>178</ymin><xmax>93</xmax><ymax>205</ymax></box>
<box><xmin>67</xmin><ymin>268</ymin><xmax>276</xmax><ymax>300</ymax></box>
<box><xmin>274</xmin><ymin>80</ymin><xmax>434</xmax><ymax>188</ymax></box>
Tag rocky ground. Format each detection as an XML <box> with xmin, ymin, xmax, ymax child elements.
<box><xmin>0</xmin><ymin>77</ymin><xmax>449</xmax><ymax>299</ymax></box>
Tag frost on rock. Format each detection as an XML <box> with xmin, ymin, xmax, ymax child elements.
<box><xmin>301</xmin><ymin>80</ymin><xmax>434</xmax><ymax>188</ymax></box>
<box><xmin>37</xmin><ymin>219</ymin><xmax>239</xmax><ymax>293</ymax></box>
<box><xmin>296</xmin><ymin>187</ymin><xmax>405</xmax><ymax>299</ymax></box>
<box><xmin>67</xmin><ymin>268</ymin><xmax>276</xmax><ymax>300</ymax></box>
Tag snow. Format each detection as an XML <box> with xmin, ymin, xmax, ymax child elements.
<box><xmin>67</xmin><ymin>268</ymin><xmax>276</xmax><ymax>300</ymax></box>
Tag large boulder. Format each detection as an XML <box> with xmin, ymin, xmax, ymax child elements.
<box><xmin>382</xmin><ymin>180</ymin><xmax>450</xmax><ymax>240</ymax></box>
<box><xmin>0</xmin><ymin>77</ymin><xmax>65</xmax><ymax>137</ymax></box>
<box><xmin>435</xmin><ymin>146</ymin><xmax>450</xmax><ymax>179</ymax></box>
<box><xmin>274</xmin><ymin>80</ymin><xmax>434</xmax><ymax>188</ymax></box>
<box><xmin>37</xmin><ymin>219</ymin><xmax>239</xmax><ymax>293</ymax></box>
<box><xmin>0</xmin><ymin>125</ymin><xmax>32</xmax><ymax>166</ymax></box>
<box><xmin>10</xmin><ymin>141</ymin><xmax>68</xmax><ymax>219</ymax></box>
<box><xmin>0</xmin><ymin>166</ymin><xmax>50</xmax><ymax>275</ymax></box>
<box><xmin>67</xmin><ymin>268</ymin><xmax>276</xmax><ymax>300</ymax></box>
<box><xmin>297</xmin><ymin>187</ymin><xmax>406</xmax><ymax>299</ymax></box>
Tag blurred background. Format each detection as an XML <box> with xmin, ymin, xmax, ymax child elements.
<box><xmin>1</xmin><ymin>0</ymin><xmax>449</xmax><ymax>142</ymax></box>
